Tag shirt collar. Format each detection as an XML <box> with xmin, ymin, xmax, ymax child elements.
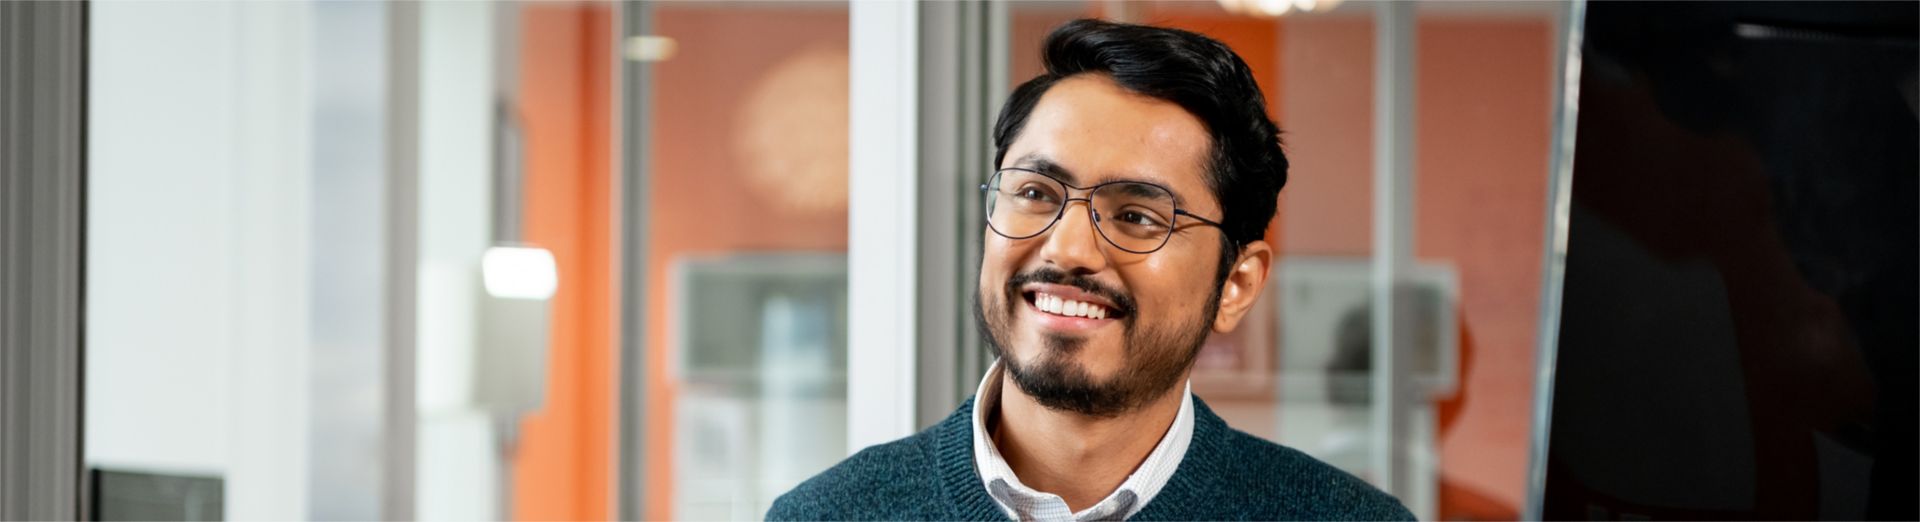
<box><xmin>970</xmin><ymin>359</ymin><xmax>1195</xmax><ymax>521</ymax></box>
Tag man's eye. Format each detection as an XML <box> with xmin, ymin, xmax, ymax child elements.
<box><xmin>1016</xmin><ymin>187</ymin><xmax>1054</xmax><ymax>201</ymax></box>
<box><xmin>1117</xmin><ymin>210</ymin><xmax>1166</xmax><ymax>228</ymax></box>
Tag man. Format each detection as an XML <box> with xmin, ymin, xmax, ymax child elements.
<box><xmin>769</xmin><ymin>19</ymin><xmax>1413</xmax><ymax>521</ymax></box>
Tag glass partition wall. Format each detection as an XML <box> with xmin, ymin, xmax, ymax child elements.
<box><xmin>619</xmin><ymin>2</ymin><xmax>853</xmax><ymax>520</ymax></box>
<box><xmin>613</xmin><ymin>1</ymin><xmax>1562</xmax><ymax>519</ymax></box>
<box><xmin>79</xmin><ymin>1</ymin><xmax>1565</xmax><ymax>520</ymax></box>
<box><xmin>995</xmin><ymin>2</ymin><xmax>1559</xmax><ymax>519</ymax></box>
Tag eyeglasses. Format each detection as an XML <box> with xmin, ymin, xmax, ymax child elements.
<box><xmin>980</xmin><ymin>167</ymin><xmax>1225</xmax><ymax>254</ymax></box>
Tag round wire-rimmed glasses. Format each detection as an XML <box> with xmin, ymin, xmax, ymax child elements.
<box><xmin>980</xmin><ymin>167</ymin><xmax>1225</xmax><ymax>254</ymax></box>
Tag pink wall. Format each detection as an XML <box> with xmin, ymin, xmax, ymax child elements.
<box><xmin>1279</xmin><ymin>16</ymin><xmax>1375</xmax><ymax>256</ymax></box>
<box><xmin>1278</xmin><ymin>16</ymin><xmax>1553</xmax><ymax>517</ymax></box>
<box><xmin>1416</xmin><ymin>18</ymin><xmax>1552</xmax><ymax>517</ymax></box>
<box><xmin>644</xmin><ymin>6</ymin><xmax>852</xmax><ymax>520</ymax></box>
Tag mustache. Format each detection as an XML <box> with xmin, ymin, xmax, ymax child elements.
<box><xmin>1005</xmin><ymin>267</ymin><xmax>1136</xmax><ymax>318</ymax></box>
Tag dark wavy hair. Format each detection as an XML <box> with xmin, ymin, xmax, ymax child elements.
<box><xmin>992</xmin><ymin>19</ymin><xmax>1288</xmax><ymax>281</ymax></box>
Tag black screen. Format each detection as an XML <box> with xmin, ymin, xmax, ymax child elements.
<box><xmin>1543</xmin><ymin>2</ymin><xmax>1917</xmax><ymax>519</ymax></box>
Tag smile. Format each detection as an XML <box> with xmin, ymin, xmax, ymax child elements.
<box><xmin>1024</xmin><ymin>290</ymin><xmax>1119</xmax><ymax>321</ymax></box>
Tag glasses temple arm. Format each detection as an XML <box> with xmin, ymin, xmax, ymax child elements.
<box><xmin>1174</xmin><ymin>209</ymin><xmax>1226</xmax><ymax>229</ymax></box>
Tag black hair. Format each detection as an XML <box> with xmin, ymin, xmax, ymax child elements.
<box><xmin>992</xmin><ymin>19</ymin><xmax>1289</xmax><ymax>281</ymax></box>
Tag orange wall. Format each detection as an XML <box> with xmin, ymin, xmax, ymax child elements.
<box><xmin>513</xmin><ymin>4</ymin><xmax>616</xmax><ymax>521</ymax></box>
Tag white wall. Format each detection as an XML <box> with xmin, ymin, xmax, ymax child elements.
<box><xmin>87</xmin><ymin>1</ymin><xmax>316</xmax><ymax>519</ymax></box>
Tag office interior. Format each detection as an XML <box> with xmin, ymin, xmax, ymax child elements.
<box><xmin>1</xmin><ymin>1</ymin><xmax>1911</xmax><ymax>521</ymax></box>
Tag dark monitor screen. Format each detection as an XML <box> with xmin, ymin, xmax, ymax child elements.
<box><xmin>1542</xmin><ymin>2</ymin><xmax>1917</xmax><ymax>519</ymax></box>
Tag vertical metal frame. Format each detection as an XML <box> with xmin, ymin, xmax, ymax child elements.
<box><xmin>616</xmin><ymin>0</ymin><xmax>654</xmax><ymax>518</ymax></box>
<box><xmin>915</xmin><ymin>0</ymin><xmax>995</xmax><ymax>429</ymax></box>
<box><xmin>914</xmin><ymin>1</ymin><xmax>964</xmax><ymax>429</ymax></box>
<box><xmin>383</xmin><ymin>2</ymin><xmax>421</xmax><ymax>519</ymax></box>
<box><xmin>0</xmin><ymin>1</ymin><xmax>87</xmax><ymax>519</ymax></box>
<box><xmin>1525</xmin><ymin>1</ymin><xmax>1586</xmax><ymax>519</ymax></box>
<box><xmin>1369</xmin><ymin>0</ymin><xmax>1417</xmax><ymax>505</ymax></box>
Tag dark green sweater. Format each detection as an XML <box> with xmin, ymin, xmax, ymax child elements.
<box><xmin>767</xmin><ymin>397</ymin><xmax>1414</xmax><ymax>521</ymax></box>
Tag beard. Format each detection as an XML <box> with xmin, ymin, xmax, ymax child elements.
<box><xmin>974</xmin><ymin>266</ymin><xmax>1221</xmax><ymax>418</ymax></box>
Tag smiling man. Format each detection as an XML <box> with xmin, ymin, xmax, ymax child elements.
<box><xmin>769</xmin><ymin>19</ymin><xmax>1412</xmax><ymax>521</ymax></box>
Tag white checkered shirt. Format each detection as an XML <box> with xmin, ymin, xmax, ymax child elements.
<box><xmin>970</xmin><ymin>360</ymin><xmax>1195</xmax><ymax>522</ymax></box>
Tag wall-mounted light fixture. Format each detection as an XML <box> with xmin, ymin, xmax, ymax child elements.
<box><xmin>480</xmin><ymin>246</ymin><xmax>558</xmax><ymax>300</ymax></box>
<box><xmin>624</xmin><ymin>35</ymin><xmax>676</xmax><ymax>62</ymax></box>
<box><xmin>1217</xmin><ymin>0</ymin><xmax>1344</xmax><ymax>18</ymax></box>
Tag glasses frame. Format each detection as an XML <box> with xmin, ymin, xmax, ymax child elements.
<box><xmin>979</xmin><ymin>167</ymin><xmax>1226</xmax><ymax>254</ymax></box>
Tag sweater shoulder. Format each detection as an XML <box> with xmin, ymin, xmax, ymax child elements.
<box><xmin>1211</xmin><ymin>428</ymin><xmax>1415</xmax><ymax>521</ymax></box>
<box><xmin>765</xmin><ymin>428</ymin><xmax>944</xmax><ymax>521</ymax></box>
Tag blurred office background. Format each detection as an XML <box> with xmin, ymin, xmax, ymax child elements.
<box><xmin>3</xmin><ymin>0</ymin><xmax>1909</xmax><ymax>521</ymax></box>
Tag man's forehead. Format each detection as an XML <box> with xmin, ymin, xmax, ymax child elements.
<box><xmin>1003</xmin><ymin>76</ymin><xmax>1214</xmax><ymax>209</ymax></box>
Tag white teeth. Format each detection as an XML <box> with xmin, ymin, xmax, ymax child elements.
<box><xmin>1033</xmin><ymin>292</ymin><xmax>1109</xmax><ymax>319</ymax></box>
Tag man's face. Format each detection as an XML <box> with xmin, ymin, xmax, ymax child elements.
<box><xmin>976</xmin><ymin>74</ymin><xmax>1228</xmax><ymax>417</ymax></box>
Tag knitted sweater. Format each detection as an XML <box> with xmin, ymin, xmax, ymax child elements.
<box><xmin>767</xmin><ymin>397</ymin><xmax>1414</xmax><ymax>521</ymax></box>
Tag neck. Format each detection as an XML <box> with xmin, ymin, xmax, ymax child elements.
<box><xmin>989</xmin><ymin>369</ymin><xmax>1188</xmax><ymax>513</ymax></box>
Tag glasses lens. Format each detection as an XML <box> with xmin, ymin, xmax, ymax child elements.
<box><xmin>986</xmin><ymin>170</ymin><xmax>1065</xmax><ymax>238</ymax></box>
<box><xmin>1092</xmin><ymin>182</ymin><xmax>1177</xmax><ymax>253</ymax></box>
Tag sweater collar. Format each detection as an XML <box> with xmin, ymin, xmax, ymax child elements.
<box><xmin>1123</xmin><ymin>398</ymin><xmax>1234</xmax><ymax>520</ymax></box>
<box><xmin>936</xmin><ymin>396</ymin><xmax>1012</xmax><ymax>520</ymax></box>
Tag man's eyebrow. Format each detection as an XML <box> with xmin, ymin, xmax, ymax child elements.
<box><xmin>1011</xmin><ymin>155</ymin><xmax>1077</xmax><ymax>185</ymax></box>
<box><xmin>1009</xmin><ymin>153</ymin><xmax>1193</xmax><ymax>208</ymax></box>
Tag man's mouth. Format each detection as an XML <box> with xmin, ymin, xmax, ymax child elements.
<box><xmin>1020</xmin><ymin>287</ymin><xmax>1130</xmax><ymax>323</ymax></box>
<box><xmin>1026</xmin><ymin>291</ymin><xmax>1112</xmax><ymax>319</ymax></box>
<box><xmin>1003</xmin><ymin>268</ymin><xmax>1134</xmax><ymax>327</ymax></box>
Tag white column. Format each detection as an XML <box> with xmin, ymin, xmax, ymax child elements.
<box><xmin>847</xmin><ymin>0</ymin><xmax>920</xmax><ymax>453</ymax></box>
<box><xmin>414</xmin><ymin>1</ymin><xmax>500</xmax><ymax>519</ymax></box>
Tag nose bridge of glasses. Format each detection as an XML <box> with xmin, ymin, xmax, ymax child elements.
<box><xmin>1038</xmin><ymin>195</ymin><xmax>1113</xmax><ymax>267</ymax></box>
<box><xmin>1055</xmin><ymin>195</ymin><xmax>1101</xmax><ymax>229</ymax></box>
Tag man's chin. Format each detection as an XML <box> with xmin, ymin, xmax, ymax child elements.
<box><xmin>1002</xmin><ymin>354</ymin><xmax>1139</xmax><ymax>417</ymax></box>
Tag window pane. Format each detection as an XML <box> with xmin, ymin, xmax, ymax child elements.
<box><xmin>635</xmin><ymin>2</ymin><xmax>852</xmax><ymax>520</ymax></box>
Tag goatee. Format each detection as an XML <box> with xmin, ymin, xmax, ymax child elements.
<box><xmin>974</xmin><ymin>267</ymin><xmax>1219</xmax><ymax>418</ymax></box>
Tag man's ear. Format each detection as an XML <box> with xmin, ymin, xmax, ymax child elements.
<box><xmin>1212</xmin><ymin>239</ymin><xmax>1272</xmax><ymax>333</ymax></box>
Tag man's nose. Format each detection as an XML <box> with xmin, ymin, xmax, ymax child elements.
<box><xmin>1038</xmin><ymin>200</ymin><xmax>1109</xmax><ymax>274</ymax></box>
